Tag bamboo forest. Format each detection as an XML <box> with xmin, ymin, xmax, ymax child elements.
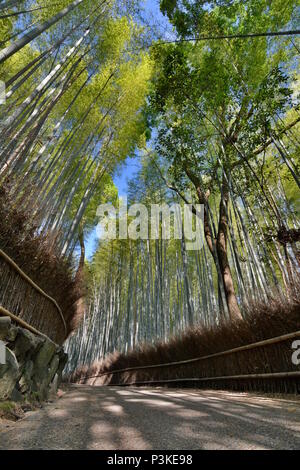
<box><xmin>0</xmin><ymin>1</ymin><xmax>299</xmax><ymax>387</ymax></box>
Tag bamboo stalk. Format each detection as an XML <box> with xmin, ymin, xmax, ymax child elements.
<box><xmin>0</xmin><ymin>0</ymin><xmax>85</xmax><ymax>64</ymax></box>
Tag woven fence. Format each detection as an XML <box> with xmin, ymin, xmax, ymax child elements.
<box><xmin>0</xmin><ymin>249</ymin><xmax>67</xmax><ymax>344</ymax></box>
<box><xmin>97</xmin><ymin>332</ymin><xmax>300</xmax><ymax>393</ymax></box>
<box><xmin>72</xmin><ymin>293</ymin><xmax>300</xmax><ymax>393</ymax></box>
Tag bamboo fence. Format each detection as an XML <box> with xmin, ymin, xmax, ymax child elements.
<box><xmin>0</xmin><ymin>249</ymin><xmax>66</xmax><ymax>344</ymax></box>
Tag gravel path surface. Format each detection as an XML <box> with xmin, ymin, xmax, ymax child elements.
<box><xmin>0</xmin><ymin>385</ymin><xmax>300</xmax><ymax>450</ymax></box>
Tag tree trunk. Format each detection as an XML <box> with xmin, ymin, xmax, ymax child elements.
<box><xmin>216</xmin><ymin>174</ymin><xmax>242</xmax><ymax>321</ymax></box>
<box><xmin>184</xmin><ymin>163</ymin><xmax>242</xmax><ymax>321</ymax></box>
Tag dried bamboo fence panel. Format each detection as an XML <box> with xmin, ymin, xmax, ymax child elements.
<box><xmin>81</xmin><ymin>334</ymin><xmax>300</xmax><ymax>393</ymax></box>
<box><xmin>0</xmin><ymin>249</ymin><xmax>66</xmax><ymax>344</ymax></box>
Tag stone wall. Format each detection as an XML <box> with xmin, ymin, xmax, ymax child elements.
<box><xmin>0</xmin><ymin>316</ymin><xmax>68</xmax><ymax>402</ymax></box>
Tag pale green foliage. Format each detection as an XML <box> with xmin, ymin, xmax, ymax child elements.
<box><xmin>0</xmin><ymin>2</ymin><xmax>153</xmax><ymax>257</ymax></box>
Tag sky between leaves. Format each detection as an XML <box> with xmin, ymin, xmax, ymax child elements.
<box><xmin>84</xmin><ymin>0</ymin><xmax>170</xmax><ymax>259</ymax></box>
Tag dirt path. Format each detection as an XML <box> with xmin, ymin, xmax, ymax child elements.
<box><xmin>0</xmin><ymin>385</ymin><xmax>300</xmax><ymax>450</ymax></box>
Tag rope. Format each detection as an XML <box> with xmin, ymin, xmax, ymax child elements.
<box><xmin>152</xmin><ymin>30</ymin><xmax>300</xmax><ymax>47</ymax></box>
<box><xmin>83</xmin><ymin>330</ymin><xmax>300</xmax><ymax>380</ymax></box>
<box><xmin>106</xmin><ymin>371</ymin><xmax>300</xmax><ymax>387</ymax></box>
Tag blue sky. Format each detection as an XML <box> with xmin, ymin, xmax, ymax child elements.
<box><xmin>84</xmin><ymin>0</ymin><xmax>170</xmax><ymax>260</ymax></box>
<box><xmin>143</xmin><ymin>0</ymin><xmax>172</xmax><ymax>32</ymax></box>
<box><xmin>114</xmin><ymin>0</ymin><xmax>172</xmax><ymax>195</ymax></box>
<box><xmin>113</xmin><ymin>1</ymin><xmax>172</xmax><ymax>195</ymax></box>
<box><xmin>113</xmin><ymin>154</ymin><xmax>141</xmax><ymax>196</ymax></box>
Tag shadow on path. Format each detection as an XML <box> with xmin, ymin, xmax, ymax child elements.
<box><xmin>0</xmin><ymin>385</ymin><xmax>299</xmax><ymax>449</ymax></box>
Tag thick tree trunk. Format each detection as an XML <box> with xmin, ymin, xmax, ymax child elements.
<box><xmin>184</xmin><ymin>163</ymin><xmax>242</xmax><ymax>321</ymax></box>
<box><xmin>216</xmin><ymin>175</ymin><xmax>242</xmax><ymax>321</ymax></box>
<box><xmin>216</xmin><ymin>239</ymin><xmax>242</xmax><ymax>321</ymax></box>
